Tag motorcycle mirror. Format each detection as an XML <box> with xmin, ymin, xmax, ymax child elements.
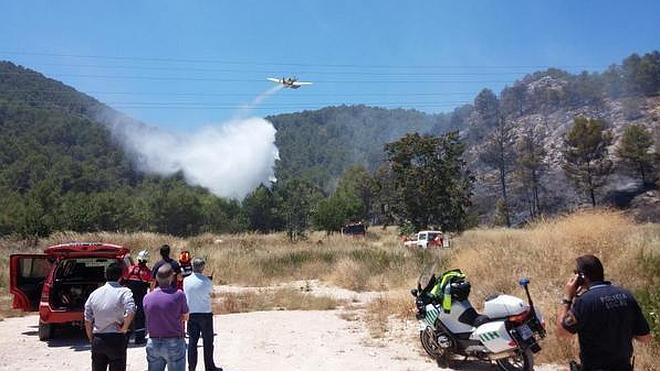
<box><xmin>518</xmin><ymin>278</ymin><xmax>530</xmax><ymax>287</ymax></box>
<box><xmin>411</xmin><ymin>288</ymin><xmax>418</xmax><ymax>297</ymax></box>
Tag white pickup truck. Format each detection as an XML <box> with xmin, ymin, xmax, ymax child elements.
<box><xmin>403</xmin><ymin>230</ymin><xmax>449</xmax><ymax>248</ymax></box>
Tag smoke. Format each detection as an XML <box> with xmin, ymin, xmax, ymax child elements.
<box><xmin>102</xmin><ymin>88</ymin><xmax>282</xmax><ymax>199</ymax></box>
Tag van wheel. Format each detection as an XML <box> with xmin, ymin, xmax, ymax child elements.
<box><xmin>38</xmin><ymin>322</ymin><xmax>52</xmax><ymax>341</ymax></box>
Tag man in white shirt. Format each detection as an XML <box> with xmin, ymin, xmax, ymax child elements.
<box><xmin>84</xmin><ymin>262</ymin><xmax>136</xmax><ymax>371</ymax></box>
<box><xmin>183</xmin><ymin>257</ymin><xmax>222</xmax><ymax>371</ymax></box>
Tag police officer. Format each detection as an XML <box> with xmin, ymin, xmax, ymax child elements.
<box><xmin>123</xmin><ymin>250</ymin><xmax>152</xmax><ymax>344</ymax></box>
<box><xmin>556</xmin><ymin>254</ymin><xmax>651</xmax><ymax>371</ymax></box>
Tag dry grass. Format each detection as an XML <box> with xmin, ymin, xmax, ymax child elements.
<box><xmin>214</xmin><ymin>288</ymin><xmax>342</xmax><ymax>313</ymax></box>
<box><xmin>364</xmin><ymin>294</ymin><xmax>414</xmax><ymax>338</ymax></box>
<box><xmin>364</xmin><ymin>211</ymin><xmax>660</xmax><ymax>370</ymax></box>
<box><xmin>0</xmin><ymin>227</ymin><xmax>441</xmax><ymax>293</ymax></box>
<box><xmin>1</xmin><ymin>210</ymin><xmax>657</xmax><ymax>368</ymax></box>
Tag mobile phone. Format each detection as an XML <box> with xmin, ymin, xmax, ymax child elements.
<box><xmin>576</xmin><ymin>272</ymin><xmax>585</xmax><ymax>286</ymax></box>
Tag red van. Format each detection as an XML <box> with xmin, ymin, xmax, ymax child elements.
<box><xmin>9</xmin><ymin>242</ymin><xmax>131</xmax><ymax>341</ymax></box>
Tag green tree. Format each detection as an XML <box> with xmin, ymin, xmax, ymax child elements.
<box><xmin>470</xmin><ymin>89</ymin><xmax>500</xmax><ymax>141</ymax></box>
<box><xmin>384</xmin><ymin>131</ymin><xmax>472</xmax><ymax>232</ymax></box>
<box><xmin>335</xmin><ymin>165</ymin><xmax>376</xmax><ymax>223</ymax></box>
<box><xmin>515</xmin><ymin>126</ymin><xmax>547</xmax><ymax>219</ymax></box>
<box><xmin>479</xmin><ymin>116</ymin><xmax>517</xmax><ymax>226</ymax></box>
<box><xmin>150</xmin><ymin>183</ymin><xmax>204</xmax><ymax>236</ymax></box>
<box><xmin>562</xmin><ymin>117</ymin><xmax>614</xmax><ymax>207</ymax></box>
<box><xmin>242</xmin><ymin>184</ymin><xmax>280</xmax><ymax>232</ymax></box>
<box><xmin>274</xmin><ymin>178</ymin><xmax>322</xmax><ymax>241</ymax></box>
<box><xmin>372</xmin><ymin>163</ymin><xmax>397</xmax><ymax>228</ymax></box>
<box><xmin>313</xmin><ymin>194</ymin><xmax>357</xmax><ymax>234</ymax></box>
<box><xmin>616</xmin><ymin>124</ymin><xmax>655</xmax><ymax>185</ymax></box>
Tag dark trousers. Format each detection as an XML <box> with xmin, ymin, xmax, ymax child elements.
<box><xmin>187</xmin><ymin>313</ymin><xmax>216</xmax><ymax>371</ymax></box>
<box><xmin>133</xmin><ymin>301</ymin><xmax>146</xmax><ymax>342</ymax></box>
<box><xmin>126</xmin><ymin>280</ymin><xmax>148</xmax><ymax>343</ymax></box>
<box><xmin>91</xmin><ymin>333</ymin><xmax>128</xmax><ymax>371</ymax></box>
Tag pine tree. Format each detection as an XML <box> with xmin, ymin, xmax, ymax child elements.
<box><xmin>515</xmin><ymin>126</ymin><xmax>547</xmax><ymax>219</ymax></box>
<box><xmin>616</xmin><ymin>124</ymin><xmax>655</xmax><ymax>185</ymax></box>
<box><xmin>384</xmin><ymin>131</ymin><xmax>472</xmax><ymax>232</ymax></box>
<box><xmin>479</xmin><ymin>116</ymin><xmax>517</xmax><ymax>226</ymax></box>
<box><xmin>562</xmin><ymin>117</ymin><xmax>614</xmax><ymax>207</ymax></box>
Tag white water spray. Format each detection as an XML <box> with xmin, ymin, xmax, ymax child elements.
<box><xmin>103</xmin><ymin>87</ymin><xmax>283</xmax><ymax>199</ymax></box>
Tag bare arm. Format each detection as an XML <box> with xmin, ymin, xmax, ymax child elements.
<box><xmin>84</xmin><ymin>320</ymin><xmax>93</xmax><ymax>341</ymax></box>
<box><xmin>119</xmin><ymin>312</ymin><xmax>135</xmax><ymax>334</ymax></box>
<box><xmin>555</xmin><ymin>304</ymin><xmax>574</xmax><ymax>338</ymax></box>
<box><xmin>634</xmin><ymin>334</ymin><xmax>652</xmax><ymax>343</ymax></box>
<box><xmin>556</xmin><ymin>275</ymin><xmax>580</xmax><ymax>339</ymax></box>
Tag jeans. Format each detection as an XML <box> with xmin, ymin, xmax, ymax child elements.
<box><xmin>91</xmin><ymin>333</ymin><xmax>128</xmax><ymax>371</ymax></box>
<box><xmin>187</xmin><ymin>313</ymin><xmax>217</xmax><ymax>370</ymax></box>
<box><xmin>146</xmin><ymin>337</ymin><xmax>186</xmax><ymax>371</ymax></box>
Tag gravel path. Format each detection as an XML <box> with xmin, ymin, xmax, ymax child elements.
<box><xmin>0</xmin><ymin>282</ymin><xmax>560</xmax><ymax>371</ymax></box>
<box><xmin>0</xmin><ymin>311</ymin><xmax>443</xmax><ymax>371</ymax></box>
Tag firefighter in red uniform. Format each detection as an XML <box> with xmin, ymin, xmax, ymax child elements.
<box><xmin>178</xmin><ymin>250</ymin><xmax>193</xmax><ymax>290</ymax></box>
<box><xmin>123</xmin><ymin>250</ymin><xmax>152</xmax><ymax>344</ymax></box>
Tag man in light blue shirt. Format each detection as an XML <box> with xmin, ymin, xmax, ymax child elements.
<box><xmin>183</xmin><ymin>257</ymin><xmax>221</xmax><ymax>371</ymax></box>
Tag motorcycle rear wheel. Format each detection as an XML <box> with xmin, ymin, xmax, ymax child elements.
<box><xmin>495</xmin><ymin>348</ymin><xmax>534</xmax><ymax>371</ymax></box>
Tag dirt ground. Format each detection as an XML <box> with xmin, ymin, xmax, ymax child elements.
<box><xmin>0</xmin><ymin>310</ymin><xmax>430</xmax><ymax>371</ymax></box>
<box><xmin>0</xmin><ymin>282</ymin><xmax>560</xmax><ymax>371</ymax></box>
<box><xmin>0</xmin><ymin>310</ymin><xmax>562</xmax><ymax>371</ymax></box>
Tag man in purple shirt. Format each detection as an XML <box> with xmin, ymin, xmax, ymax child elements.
<box><xmin>144</xmin><ymin>264</ymin><xmax>189</xmax><ymax>371</ymax></box>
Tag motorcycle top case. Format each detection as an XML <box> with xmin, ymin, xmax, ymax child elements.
<box><xmin>472</xmin><ymin>320</ymin><xmax>516</xmax><ymax>353</ymax></box>
<box><xmin>483</xmin><ymin>294</ymin><xmax>528</xmax><ymax>318</ymax></box>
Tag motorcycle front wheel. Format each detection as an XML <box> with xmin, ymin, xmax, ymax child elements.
<box><xmin>419</xmin><ymin>328</ymin><xmax>447</xmax><ymax>360</ymax></box>
<box><xmin>496</xmin><ymin>348</ymin><xmax>534</xmax><ymax>371</ymax></box>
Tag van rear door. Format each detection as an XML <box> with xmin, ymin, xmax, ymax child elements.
<box><xmin>9</xmin><ymin>254</ymin><xmax>51</xmax><ymax>311</ymax></box>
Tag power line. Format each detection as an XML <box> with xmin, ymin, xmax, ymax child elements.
<box><xmin>0</xmin><ymin>50</ymin><xmax>606</xmax><ymax>70</ymax></box>
<box><xmin>11</xmin><ymin>61</ymin><xmax>543</xmax><ymax>77</ymax></box>
<box><xmin>0</xmin><ymin>71</ymin><xmax>514</xmax><ymax>84</ymax></box>
<box><xmin>1</xmin><ymin>88</ymin><xmax>477</xmax><ymax>97</ymax></box>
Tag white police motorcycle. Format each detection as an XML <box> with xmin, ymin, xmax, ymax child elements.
<box><xmin>411</xmin><ymin>268</ymin><xmax>546</xmax><ymax>370</ymax></box>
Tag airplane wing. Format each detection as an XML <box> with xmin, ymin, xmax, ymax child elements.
<box><xmin>267</xmin><ymin>78</ymin><xmax>282</xmax><ymax>83</ymax></box>
<box><xmin>293</xmin><ymin>81</ymin><xmax>313</xmax><ymax>86</ymax></box>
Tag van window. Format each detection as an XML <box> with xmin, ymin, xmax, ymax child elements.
<box><xmin>56</xmin><ymin>258</ymin><xmax>115</xmax><ymax>280</ymax></box>
<box><xmin>20</xmin><ymin>258</ymin><xmax>50</xmax><ymax>279</ymax></box>
<box><xmin>419</xmin><ymin>233</ymin><xmax>427</xmax><ymax>241</ymax></box>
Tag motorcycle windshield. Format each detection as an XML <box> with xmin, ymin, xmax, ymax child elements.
<box><xmin>417</xmin><ymin>261</ymin><xmax>440</xmax><ymax>293</ymax></box>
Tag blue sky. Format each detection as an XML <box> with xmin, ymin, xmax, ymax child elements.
<box><xmin>1</xmin><ymin>0</ymin><xmax>659</xmax><ymax>131</ymax></box>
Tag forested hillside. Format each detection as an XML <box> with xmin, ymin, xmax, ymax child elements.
<box><xmin>269</xmin><ymin>105</ymin><xmax>464</xmax><ymax>190</ymax></box>
<box><xmin>0</xmin><ymin>61</ymin><xmax>245</xmax><ymax>237</ymax></box>
<box><xmin>1</xmin><ymin>50</ymin><xmax>658</xmax><ymax>237</ymax></box>
<box><xmin>269</xmin><ymin>51</ymin><xmax>660</xmax><ymax>224</ymax></box>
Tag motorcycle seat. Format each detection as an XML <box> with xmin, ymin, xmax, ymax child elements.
<box><xmin>458</xmin><ymin>307</ymin><xmax>492</xmax><ymax>327</ymax></box>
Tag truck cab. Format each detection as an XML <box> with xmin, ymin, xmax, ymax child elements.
<box><xmin>9</xmin><ymin>242</ymin><xmax>131</xmax><ymax>341</ymax></box>
<box><xmin>403</xmin><ymin>230</ymin><xmax>448</xmax><ymax>249</ymax></box>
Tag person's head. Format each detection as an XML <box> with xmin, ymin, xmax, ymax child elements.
<box><xmin>575</xmin><ymin>254</ymin><xmax>604</xmax><ymax>284</ymax></box>
<box><xmin>179</xmin><ymin>250</ymin><xmax>191</xmax><ymax>264</ymax></box>
<box><xmin>137</xmin><ymin>250</ymin><xmax>149</xmax><ymax>264</ymax></box>
<box><xmin>156</xmin><ymin>263</ymin><xmax>174</xmax><ymax>287</ymax></box>
<box><xmin>192</xmin><ymin>257</ymin><xmax>205</xmax><ymax>273</ymax></box>
<box><xmin>159</xmin><ymin>244</ymin><xmax>171</xmax><ymax>259</ymax></box>
<box><xmin>106</xmin><ymin>262</ymin><xmax>123</xmax><ymax>282</ymax></box>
